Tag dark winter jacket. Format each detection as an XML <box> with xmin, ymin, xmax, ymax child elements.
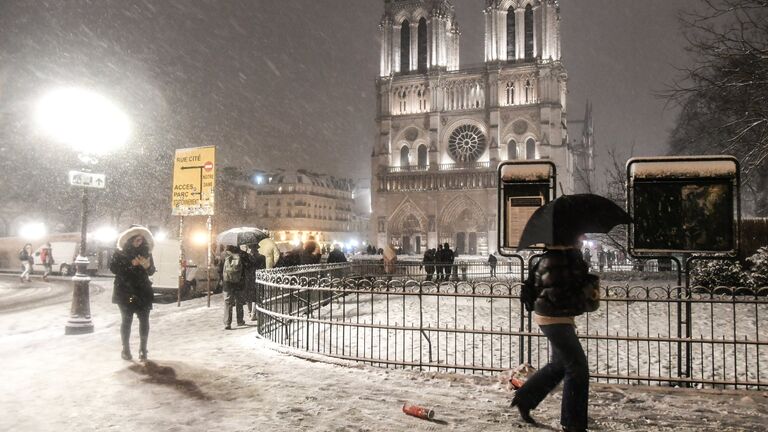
<box><xmin>523</xmin><ymin>248</ymin><xmax>589</xmax><ymax>317</ymax></box>
<box><xmin>437</xmin><ymin>247</ymin><xmax>454</xmax><ymax>265</ymax></box>
<box><xmin>110</xmin><ymin>246</ymin><xmax>156</xmax><ymax>310</ymax></box>
<box><xmin>421</xmin><ymin>249</ymin><xmax>436</xmax><ymax>272</ymax></box>
<box><xmin>327</xmin><ymin>249</ymin><xmax>347</xmax><ymax>264</ymax></box>
<box><xmin>300</xmin><ymin>241</ymin><xmax>321</xmax><ymax>265</ymax></box>
<box><xmin>221</xmin><ymin>248</ymin><xmax>251</xmax><ymax>292</ymax></box>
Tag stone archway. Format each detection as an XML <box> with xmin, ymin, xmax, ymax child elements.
<box><xmin>388</xmin><ymin>198</ymin><xmax>428</xmax><ymax>254</ymax></box>
<box><xmin>438</xmin><ymin>195</ymin><xmax>488</xmax><ymax>256</ymax></box>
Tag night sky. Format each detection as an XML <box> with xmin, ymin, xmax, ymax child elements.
<box><xmin>0</xmin><ymin>0</ymin><xmax>697</xmax><ymax>185</ymax></box>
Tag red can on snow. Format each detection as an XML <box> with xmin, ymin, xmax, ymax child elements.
<box><xmin>402</xmin><ymin>403</ymin><xmax>435</xmax><ymax>420</ymax></box>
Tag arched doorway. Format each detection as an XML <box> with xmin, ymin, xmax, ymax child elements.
<box><xmin>388</xmin><ymin>199</ymin><xmax>427</xmax><ymax>255</ymax></box>
<box><xmin>439</xmin><ymin>195</ymin><xmax>488</xmax><ymax>256</ymax></box>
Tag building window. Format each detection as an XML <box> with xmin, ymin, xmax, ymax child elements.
<box><xmin>524</xmin><ymin>5</ymin><xmax>534</xmax><ymax>60</ymax></box>
<box><xmin>417</xmin><ymin>18</ymin><xmax>427</xmax><ymax>72</ymax></box>
<box><xmin>508</xmin><ymin>139</ymin><xmax>518</xmax><ymax>160</ymax></box>
<box><xmin>447</xmin><ymin>124</ymin><xmax>487</xmax><ymax>163</ymax></box>
<box><xmin>507</xmin><ymin>6</ymin><xmax>516</xmax><ymax>60</ymax></box>
<box><xmin>417</xmin><ymin>144</ymin><xmax>427</xmax><ymax>168</ymax></box>
<box><xmin>506</xmin><ymin>82</ymin><xmax>515</xmax><ymax>105</ymax></box>
<box><xmin>526</xmin><ymin>138</ymin><xmax>536</xmax><ymax>160</ymax></box>
<box><xmin>525</xmin><ymin>80</ymin><xmax>532</xmax><ymax>103</ymax></box>
<box><xmin>400</xmin><ymin>145</ymin><xmax>410</xmax><ymax>167</ymax></box>
<box><xmin>400</xmin><ymin>20</ymin><xmax>410</xmax><ymax>73</ymax></box>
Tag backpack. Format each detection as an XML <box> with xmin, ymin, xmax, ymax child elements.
<box><xmin>223</xmin><ymin>253</ymin><xmax>243</xmax><ymax>283</ymax></box>
<box><xmin>18</xmin><ymin>249</ymin><xmax>27</xmax><ymax>261</ymax></box>
<box><xmin>40</xmin><ymin>248</ymin><xmax>48</xmax><ymax>263</ymax></box>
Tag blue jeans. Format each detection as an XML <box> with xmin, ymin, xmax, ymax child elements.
<box><xmin>515</xmin><ymin>324</ymin><xmax>589</xmax><ymax>430</ymax></box>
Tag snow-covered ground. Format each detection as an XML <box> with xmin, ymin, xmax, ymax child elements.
<box><xmin>1</xmin><ymin>276</ymin><xmax>767</xmax><ymax>431</ymax></box>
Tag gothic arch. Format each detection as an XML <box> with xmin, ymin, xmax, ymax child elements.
<box><xmin>388</xmin><ymin>197</ymin><xmax>429</xmax><ymax>253</ymax></box>
<box><xmin>394</xmin><ymin>126</ymin><xmax>426</xmax><ymax>146</ymax></box>
<box><xmin>438</xmin><ymin>195</ymin><xmax>488</xmax><ymax>254</ymax></box>
<box><xmin>400</xmin><ymin>19</ymin><xmax>411</xmax><ymax>72</ymax></box>
<box><xmin>501</xmin><ymin>117</ymin><xmax>537</xmax><ymax>144</ymax></box>
<box><xmin>441</xmin><ymin>118</ymin><xmax>488</xmax><ymax>150</ymax></box>
<box><xmin>524</xmin><ymin>4</ymin><xmax>534</xmax><ymax>59</ymax></box>
<box><xmin>388</xmin><ymin>197</ymin><xmax>428</xmax><ymax>235</ymax></box>
<box><xmin>439</xmin><ymin>195</ymin><xmax>486</xmax><ymax>235</ymax></box>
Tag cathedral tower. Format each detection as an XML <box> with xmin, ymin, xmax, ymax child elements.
<box><xmin>371</xmin><ymin>0</ymin><xmax>571</xmax><ymax>255</ymax></box>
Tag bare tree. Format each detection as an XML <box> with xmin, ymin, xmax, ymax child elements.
<box><xmin>664</xmin><ymin>0</ymin><xmax>768</xmax><ymax>215</ymax></box>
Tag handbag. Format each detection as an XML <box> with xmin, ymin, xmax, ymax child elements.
<box><xmin>581</xmin><ymin>274</ymin><xmax>601</xmax><ymax>313</ymax></box>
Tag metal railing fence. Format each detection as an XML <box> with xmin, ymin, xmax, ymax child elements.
<box><xmin>253</xmin><ymin>263</ymin><xmax>767</xmax><ymax>390</ymax></box>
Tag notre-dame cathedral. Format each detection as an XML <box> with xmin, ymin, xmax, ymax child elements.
<box><xmin>371</xmin><ymin>0</ymin><xmax>592</xmax><ymax>256</ymax></box>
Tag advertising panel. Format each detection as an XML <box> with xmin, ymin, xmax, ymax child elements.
<box><xmin>627</xmin><ymin>156</ymin><xmax>739</xmax><ymax>254</ymax></box>
<box><xmin>497</xmin><ymin>161</ymin><xmax>555</xmax><ymax>255</ymax></box>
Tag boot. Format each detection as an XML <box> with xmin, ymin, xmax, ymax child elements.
<box><xmin>510</xmin><ymin>395</ymin><xmax>536</xmax><ymax>424</ymax></box>
<box><xmin>121</xmin><ymin>349</ymin><xmax>132</xmax><ymax>361</ymax></box>
<box><xmin>138</xmin><ymin>350</ymin><xmax>147</xmax><ymax>361</ymax></box>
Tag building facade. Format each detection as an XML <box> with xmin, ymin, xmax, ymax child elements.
<box><xmin>372</xmin><ymin>0</ymin><xmax>575</xmax><ymax>255</ymax></box>
<box><xmin>235</xmin><ymin>169</ymin><xmax>368</xmax><ymax>247</ymax></box>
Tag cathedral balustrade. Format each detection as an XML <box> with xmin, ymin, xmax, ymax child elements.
<box><xmin>377</xmin><ymin>167</ymin><xmax>497</xmax><ymax>192</ymax></box>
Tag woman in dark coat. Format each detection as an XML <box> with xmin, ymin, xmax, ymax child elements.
<box><xmin>110</xmin><ymin>226</ymin><xmax>156</xmax><ymax>361</ymax></box>
<box><xmin>513</xmin><ymin>240</ymin><xmax>591</xmax><ymax>432</ymax></box>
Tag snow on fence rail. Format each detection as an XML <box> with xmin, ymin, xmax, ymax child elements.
<box><xmin>253</xmin><ymin>263</ymin><xmax>768</xmax><ymax>390</ymax></box>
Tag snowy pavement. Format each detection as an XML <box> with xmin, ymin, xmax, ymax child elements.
<box><xmin>0</xmin><ymin>276</ymin><xmax>766</xmax><ymax>431</ymax></box>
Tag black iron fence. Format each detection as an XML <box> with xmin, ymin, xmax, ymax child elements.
<box><xmin>253</xmin><ymin>263</ymin><xmax>767</xmax><ymax>390</ymax></box>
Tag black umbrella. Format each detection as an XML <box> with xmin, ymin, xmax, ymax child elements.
<box><xmin>517</xmin><ymin>194</ymin><xmax>631</xmax><ymax>250</ymax></box>
<box><xmin>216</xmin><ymin>227</ymin><xmax>269</xmax><ymax>247</ymax></box>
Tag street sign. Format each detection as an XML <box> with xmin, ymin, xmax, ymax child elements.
<box><xmin>171</xmin><ymin>146</ymin><xmax>216</xmax><ymax>216</ymax></box>
<box><xmin>68</xmin><ymin>171</ymin><xmax>106</xmax><ymax>189</ymax></box>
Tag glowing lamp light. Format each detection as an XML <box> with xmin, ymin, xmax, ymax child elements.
<box><xmin>191</xmin><ymin>231</ymin><xmax>209</xmax><ymax>246</ymax></box>
<box><xmin>290</xmin><ymin>239</ymin><xmax>301</xmax><ymax>247</ymax></box>
<box><xmin>154</xmin><ymin>231</ymin><xmax>168</xmax><ymax>242</ymax></box>
<box><xmin>19</xmin><ymin>222</ymin><xmax>47</xmax><ymax>241</ymax></box>
<box><xmin>93</xmin><ymin>226</ymin><xmax>118</xmax><ymax>244</ymax></box>
<box><xmin>35</xmin><ymin>87</ymin><xmax>131</xmax><ymax>155</ymax></box>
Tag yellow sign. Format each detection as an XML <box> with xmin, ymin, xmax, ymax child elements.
<box><xmin>171</xmin><ymin>146</ymin><xmax>216</xmax><ymax>216</ymax></box>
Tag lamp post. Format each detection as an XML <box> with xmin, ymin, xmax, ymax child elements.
<box><xmin>36</xmin><ymin>87</ymin><xmax>130</xmax><ymax>335</ymax></box>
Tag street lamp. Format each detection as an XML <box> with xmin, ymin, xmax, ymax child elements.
<box><xmin>36</xmin><ymin>87</ymin><xmax>131</xmax><ymax>335</ymax></box>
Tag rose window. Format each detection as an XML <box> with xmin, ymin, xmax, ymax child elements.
<box><xmin>448</xmin><ymin>125</ymin><xmax>486</xmax><ymax>162</ymax></box>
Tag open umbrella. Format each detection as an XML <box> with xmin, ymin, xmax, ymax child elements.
<box><xmin>216</xmin><ymin>227</ymin><xmax>269</xmax><ymax>247</ymax></box>
<box><xmin>517</xmin><ymin>194</ymin><xmax>631</xmax><ymax>250</ymax></box>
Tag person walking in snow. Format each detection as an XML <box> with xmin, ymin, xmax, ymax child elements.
<box><xmin>243</xmin><ymin>244</ymin><xmax>265</xmax><ymax>319</ymax></box>
<box><xmin>110</xmin><ymin>226</ymin><xmax>156</xmax><ymax>361</ymax></box>
<box><xmin>488</xmin><ymin>253</ymin><xmax>498</xmax><ymax>278</ymax></box>
<box><xmin>421</xmin><ymin>248</ymin><xmax>436</xmax><ymax>281</ymax></box>
<box><xmin>220</xmin><ymin>245</ymin><xmax>248</xmax><ymax>329</ymax></box>
<box><xmin>19</xmin><ymin>243</ymin><xmax>34</xmax><ymax>283</ymax></box>
<box><xmin>39</xmin><ymin>242</ymin><xmax>55</xmax><ymax>281</ymax></box>
<box><xmin>513</xmin><ymin>239</ymin><xmax>591</xmax><ymax>432</ymax></box>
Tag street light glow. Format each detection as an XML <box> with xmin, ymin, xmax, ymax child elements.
<box><xmin>35</xmin><ymin>87</ymin><xmax>131</xmax><ymax>155</ymax></box>
<box><xmin>19</xmin><ymin>222</ymin><xmax>47</xmax><ymax>241</ymax></box>
<box><xmin>93</xmin><ymin>226</ymin><xmax>118</xmax><ymax>244</ymax></box>
<box><xmin>192</xmin><ymin>231</ymin><xmax>208</xmax><ymax>246</ymax></box>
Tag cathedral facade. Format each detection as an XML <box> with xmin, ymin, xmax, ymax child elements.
<box><xmin>371</xmin><ymin>0</ymin><xmax>573</xmax><ymax>255</ymax></box>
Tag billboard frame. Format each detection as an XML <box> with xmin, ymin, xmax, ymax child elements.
<box><xmin>496</xmin><ymin>160</ymin><xmax>557</xmax><ymax>257</ymax></box>
<box><xmin>626</xmin><ymin>155</ymin><xmax>741</xmax><ymax>257</ymax></box>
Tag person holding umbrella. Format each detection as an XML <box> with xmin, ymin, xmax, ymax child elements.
<box><xmin>511</xmin><ymin>194</ymin><xmax>631</xmax><ymax>432</ymax></box>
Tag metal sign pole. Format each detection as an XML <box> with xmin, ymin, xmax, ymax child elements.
<box><xmin>207</xmin><ymin>215</ymin><xmax>212</xmax><ymax>308</ymax></box>
<box><xmin>178</xmin><ymin>216</ymin><xmax>185</xmax><ymax>307</ymax></box>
